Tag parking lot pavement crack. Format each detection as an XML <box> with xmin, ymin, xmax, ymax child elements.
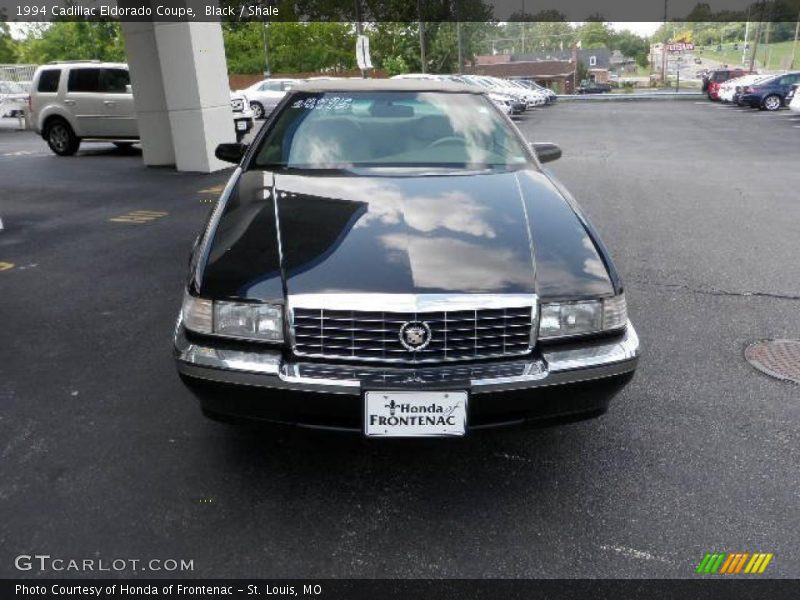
<box><xmin>632</xmin><ymin>280</ymin><xmax>800</xmax><ymax>302</ymax></box>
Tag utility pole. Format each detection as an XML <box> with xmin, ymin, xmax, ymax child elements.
<box><xmin>354</xmin><ymin>0</ymin><xmax>366</xmax><ymax>78</ymax></box>
<box><xmin>750</xmin><ymin>1</ymin><xmax>766</xmax><ymax>73</ymax></box>
<box><xmin>791</xmin><ymin>11</ymin><xmax>800</xmax><ymax>69</ymax></box>
<box><xmin>417</xmin><ymin>0</ymin><xmax>426</xmax><ymax>73</ymax></box>
<box><xmin>456</xmin><ymin>0</ymin><xmax>464</xmax><ymax>74</ymax></box>
<box><xmin>521</xmin><ymin>0</ymin><xmax>526</xmax><ymax>54</ymax></box>
<box><xmin>763</xmin><ymin>21</ymin><xmax>772</xmax><ymax>69</ymax></box>
<box><xmin>262</xmin><ymin>21</ymin><xmax>270</xmax><ymax>77</ymax></box>
<box><xmin>742</xmin><ymin>5</ymin><xmax>751</xmax><ymax>65</ymax></box>
<box><xmin>661</xmin><ymin>0</ymin><xmax>668</xmax><ymax>83</ymax></box>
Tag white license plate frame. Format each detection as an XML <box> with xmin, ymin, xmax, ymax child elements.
<box><xmin>364</xmin><ymin>390</ymin><xmax>468</xmax><ymax>438</ymax></box>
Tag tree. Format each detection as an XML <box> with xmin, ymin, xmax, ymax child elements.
<box><xmin>0</xmin><ymin>21</ymin><xmax>18</xmax><ymax>63</ymax></box>
<box><xmin>223</xmin><ymin>23</ymin><xmax>267</xmax><ymax>75</ymax></box>
<box><xmin>224</xmin><ymin>22</ymin><xmax>358</xmax><ymax>75</ymax></box>
<box><xmin>15</xmin><ymin>22</ymin><xmax>125</xmax><ymax>63</ymax></box>
<box><xmin>611</xmin><ymin>29</ymin><xmax>650</xmax><ymax>68</ymax></box>
<box><xmin>382</xmin><ymin>55</ymin><xmax>409</xmax><ymax>76</ymax></box>
<box><xmin>576</xmin><ymin>21</ymin><xmax>613</xmax><ymax>48</ymax></box>
<box><xmin>368</xmin><ymin>20</ymin><xmax>497</xmax><ymax>74</ymax></box>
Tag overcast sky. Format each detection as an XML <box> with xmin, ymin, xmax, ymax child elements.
<box><xmin>610</xmin><ymin>22</ymin><xmax>663</xmax><ymax>37</ymax></box>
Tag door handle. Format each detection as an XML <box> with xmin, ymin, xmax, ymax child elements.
<box><xmin>64</xmin><ymin>100</ymin><xmax>75</xmax><ymax>105</ymax></box>
<box><xmin>103</xmin><ymin>100</ymin><xmax>116</xmax><ymax>107</ymax></box>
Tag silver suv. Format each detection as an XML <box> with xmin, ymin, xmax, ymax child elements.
<box><xmin>29</xmin><ymin>61</ymin><xmax>253</xmax><ymax>156</ymax></box>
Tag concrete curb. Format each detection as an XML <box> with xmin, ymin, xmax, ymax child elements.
<box><xmin>557</xmin><ymin>92</ymin><xmax>704</xmax><ymax>102</ymax></box>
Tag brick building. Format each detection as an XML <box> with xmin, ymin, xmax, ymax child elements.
<box><xmin>467</xmin><ymin>55</ymin><xmax>577</xmax><ymax>94</ymax></box>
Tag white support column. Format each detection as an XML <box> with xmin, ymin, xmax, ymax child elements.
<box><xmin>121</xmin><ymin>6</ymin><xmax>234</xmax><ymax>172</ymax></box>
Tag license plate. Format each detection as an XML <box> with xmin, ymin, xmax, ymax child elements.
<box><xmin>236</xmin><ymin>121</ymin><xmax>248</xmax><ymax>131</ymax></box>
<box><xmin>364</xmin><ymin>391</ymin><xmax>467</xmax><ymax>438</ymax></box>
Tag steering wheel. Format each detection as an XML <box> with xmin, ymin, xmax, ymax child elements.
<box><xmin>428</xmin><ymin>136</ymin><xmax>465</xmax><ymax>148</ymax></box>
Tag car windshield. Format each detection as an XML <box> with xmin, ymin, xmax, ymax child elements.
<box><xmin>253</xmin><ymin>91</ymin><xmax>531</xmax><ymax>171</ymax></box>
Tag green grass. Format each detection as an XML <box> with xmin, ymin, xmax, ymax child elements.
<box><xmin>698</xmin><ymin>40</ymin><xmax>799</xmax><ymax>71</ymax></box>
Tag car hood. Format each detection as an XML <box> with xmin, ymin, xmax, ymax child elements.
<box><xmin>199</xmin><ymin>169</ymin><xmax>615</xmax><ymax>302</ymax></box>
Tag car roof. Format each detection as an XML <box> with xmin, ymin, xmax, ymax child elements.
<box><xmin>292</xmin><ymin>79</ymin><xmax>484</xmax><ymax>94</ymax></box>
<box><xmin>41</xmin><ymin>61</ymin><xmax>128</xmax><ymax>69</ymax></box>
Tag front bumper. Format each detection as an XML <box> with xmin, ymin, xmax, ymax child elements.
<box><xmin>738</xmin><ymin>93</ymin><xmax>762</xmax><ymax>107</ymax></box>
<box><xmin>174</xmin><ymin>321</ymin><xmax>639</xmax><ymax>430</ymax></box>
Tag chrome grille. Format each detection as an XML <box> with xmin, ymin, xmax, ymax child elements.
<box><xmin>230</xmin><ymin>98</ymin><xmax>244</xmax><ymax>112</ymax></box>
<box><xmin>288</xmin><ymin>361</ymin><xmax>532</xmax><ymax>385</ymax></box>
<box><xmin>291</xmin><ymin>306</ymin><xmax>534</xmax><ymax>363</ymax></box>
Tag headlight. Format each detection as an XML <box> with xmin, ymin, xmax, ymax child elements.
<box><xmin>181</xmin><ymin>293</ymin><xmax>283</xmax><ymax>342</ymax></box>
<box><xmin>539</xmin><ymin>294</ymin><xmax>627</xmax><ymax>340</ymax></box>
<box><xmin>215</xmin><ymin>301</ymin><xmax>283</xmax><ymax>342</ymax></box>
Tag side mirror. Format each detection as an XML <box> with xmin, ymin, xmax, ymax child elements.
<box><xmin>531</xmin><ymin>142</ymin><xmax>562</xmax><ymax>164</ymax></box>
<box><xmin>125</xmin><ymin>84</ymin><xmax>132</xmax><ymax>94</ymax></box>
<box><xmin>215</xmin><ymin>142</ymin><xmax>248</xmax><ymax>164</ymax></box>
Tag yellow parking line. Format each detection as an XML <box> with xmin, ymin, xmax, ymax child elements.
<box><xmin>109</xmin><ymin>210</ymin><xmax>168</xmax><ymax>224</ymax></box>
<box><xmin>198</xmin><ymin>185</ymin><xmax>224</xmax><ymax>194</ymax></box>
<box><xmin>0</xmin><ymin>261</ymin><xmax>15</xmax><ymax>271</ymax></box>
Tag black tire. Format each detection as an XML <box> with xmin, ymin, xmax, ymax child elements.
<box><xmin>761</xmin><ymin>94</ymin><xmax>782</xmax><ymax>111</ymax></box>
<box><xmin>45</xmin><ymin>118</ymin><xmax>80</xmax><ymax>156</ymax></box>
<box><xmin>112</xmin><ymin>141</ymin><xmax>134</xmax><ymax>149</ymax></box>
<box><xmin>250</xmin><ymin>101</ymin><xmax>265</xmax><ymax>119</ymax></box>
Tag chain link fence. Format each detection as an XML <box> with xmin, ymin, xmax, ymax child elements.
<box><xmin>0</xmin><ymin>64</ymin><xmax>38</xmax><ymax>128</ymax></box>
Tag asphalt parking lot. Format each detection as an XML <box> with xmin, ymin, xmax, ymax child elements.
<box><xmin>1</xmin><ymin>101</ymin><xmax>799</xmax><ymax>579</ymax></box>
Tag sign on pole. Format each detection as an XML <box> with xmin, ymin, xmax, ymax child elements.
<box><xmin>665</xmin><ymin>42</ymin><xmax>695</xmax><ymax>53</ymax></box>
<box><xmin>356</xmin><ymin>35</ymin><xmax>373</xmax><ymax>70</ymax></box>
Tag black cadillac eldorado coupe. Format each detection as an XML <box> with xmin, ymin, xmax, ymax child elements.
<box><xmin>174</xmin><ymin>80</ymin><xmax>639</xmax><ymax>437</ymax></box>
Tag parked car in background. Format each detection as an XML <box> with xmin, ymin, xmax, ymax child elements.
<box><xmin>514</xmin><ymin>79</ymin><xmax>558</xmax><ymax>103</ymax></box>
<box><xmin>506</xmin><ymin>79</ymin><xmax>548</xmax><ymax>106</ymax></box>
<box><xmin>229</xmin><ymin>91</ymin><xmax>255</xmax><ymax>141</ymax></box>
<box><xmin>29</xmin><ymin>61</ymin><xmax>253</xmax><ymax>155</ymax></box>
<box><xmin>787</xmin><ymin>84</ymin><xmax>800</xmax><ymax>113</ymax></box>
<box><xmin>0</xmin><ymin>81</ymin><xmax>29</xmax><ymax>117</ymax></box>
<box><xmin>488</xmin><ymin>92</ymin><xmax>523</xmax><ymax>115</ymax></box>
<box><xmin>235</xmin><ymin>78</ymin><xmax>299</xmax><ymax>119</ymax></box>
<box><xmin>706</xmin><ymin>68</ymin><xmax>746</xmax><ymax>100</ymax></box>
<box><xmin>462</xmin><ymin>75</ymin><xmax>532</xmax><ymax>109</ymax></box>
<box><xmin>718</xmin><ymin>74</ymin><xmax>759</xmax><ymax>103</ymax></box>
<box><xmin>737</xmin><ymin>71</ymin><xmax>800</xmax><ymax>111</ymax></box>
<box><xmin>731</xmin><ymin>74</ymin><xmax>769</xmax><ymax>105</ymax></box>
<box><xmin>390</xmin><ymin>73</ymin><xmax>441</xmax><ymax>81</ymax></box>
<box><xmin>176</xmin><ymin>79</ymin><xmax>638</xmax><ymax>435</ymax></box>
<box><xmin>577</xmin><ymin>81</ymin><xmax>612</xmax><ymax>94</ymax></box>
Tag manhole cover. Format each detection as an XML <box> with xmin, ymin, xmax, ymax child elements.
<box><xmin>745</xmin><ymin>340</ymin><xmax>800</xmax><ymax>384</ymax></box>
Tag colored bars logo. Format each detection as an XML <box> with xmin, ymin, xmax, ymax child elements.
<box><xmin>696</xmin><ymin>552</ymin><xmax>773</xmax><ymax>574</ymax></box>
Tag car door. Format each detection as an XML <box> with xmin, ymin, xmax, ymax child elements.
<box><xmin>98</xmin><ymin>68</ymin><xmax>138</xmax><ymax>138</ymax></box>
<box><xmin>65</xmin><ymin>67</ymin><xmax>105</xmax><ymax>137</ymax></box>
<box><xmin>777</xmin><ymin>73</ymin><xmax>800</xmax><ymax>98</ymax></box>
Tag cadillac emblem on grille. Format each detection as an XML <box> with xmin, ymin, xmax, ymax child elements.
<box><xmin>399</xmin><ymin>321</ymin><xmax>432</xmax><ymax>351</ymax></box>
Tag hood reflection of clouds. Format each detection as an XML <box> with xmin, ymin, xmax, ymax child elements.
<box><xmin>582</xmin><ymin>236</ymin><xmax>608</xmax><ymax>281</ymax></box>
<box><xmin>382</xmin><ymin>234</ymin><xmax>531</xmax><ymax>292</ymax></box>
<box><xmin>280</xmin><ymin>177</ymin><xmax>497</xmax><ymax>239</ymax></box>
